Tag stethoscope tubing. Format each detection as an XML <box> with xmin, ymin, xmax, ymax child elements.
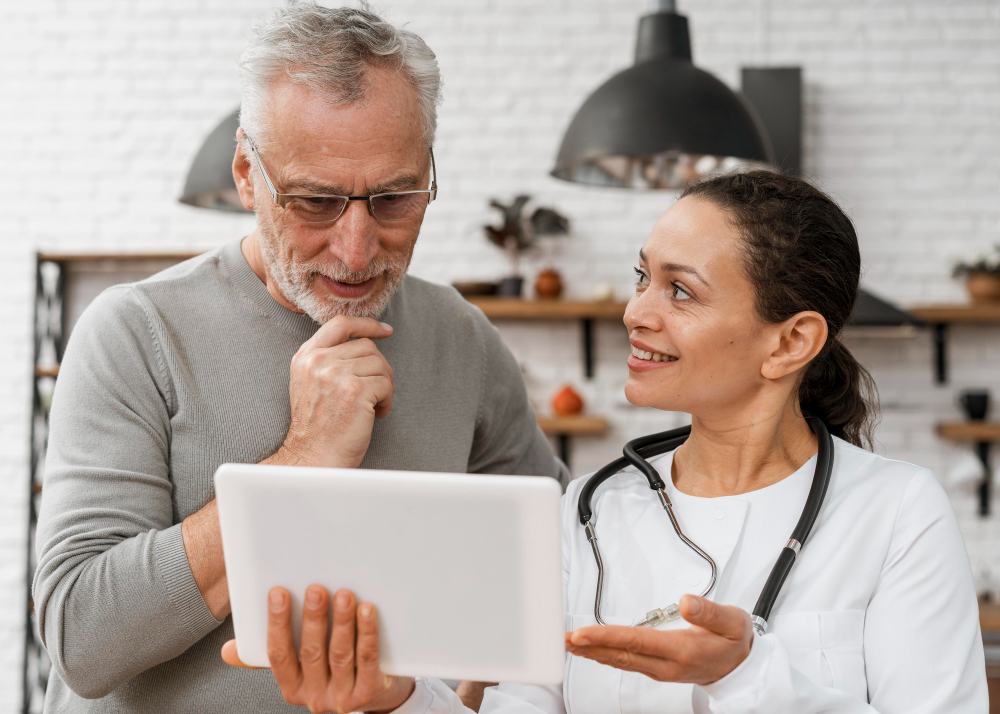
<box><xmin>579</xmin><ymin>418</ymin><xmax>834</xmax><ymax>635</ymax></box>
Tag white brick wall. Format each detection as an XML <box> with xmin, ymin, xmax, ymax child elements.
<box><xmin>1</xmin><ymin>0</ymin><xmax>998</xmax><ymax>709</ymax></box>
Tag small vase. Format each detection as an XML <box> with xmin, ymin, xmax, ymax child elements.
<box><xmin>552</xmin><ymin>385</ymin><xmax>584</xmax><ymax>416</ymax></box>
<box><xmin>966</xmin><ymin>272</ymin><xmax>1000</xmax><ymax>304</ymax></box>
<box><xmin>497</xmin><ymin>276</ymin><xmax>524</xmax><ymax>298</ymax></box>
<box><xmin>534</xmin><ymin>268</ymin><xmax>563</xmax><ymax>300</ymax></box>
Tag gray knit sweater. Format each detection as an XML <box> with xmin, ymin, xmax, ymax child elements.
<box><xmin>34</xmin><ymin>239</ymin><xmax>566</xmax><ymax>712</ymax></box>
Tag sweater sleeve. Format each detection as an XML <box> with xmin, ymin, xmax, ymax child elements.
<box><xmin>466</xmin><ymin>310</ymin><xmax>570</xmax><ymax>485</ymax></box>
<box><xmin>32</xmin><ymin>286</ymin><xmax>222</xmax><ymax>699</ymax></box>
<box><xmin>699</xmin><ymin>469</ymin><xmax>988</xmax><ymax>713</ymax></box>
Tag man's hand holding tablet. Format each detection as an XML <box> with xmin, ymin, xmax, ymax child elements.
<box><xmin>223</xmin><ymin>586</ymin><xmax>412</xmax><ymax>714</ymax></box>
<box><xmin>214</xmin><ymin>466</ymin><xmax>564</xmax><ymax>711</ymax></box>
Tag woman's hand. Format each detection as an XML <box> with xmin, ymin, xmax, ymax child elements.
<box><xmin>565</xmin><ymin>594</ymin><xmax>753</xmax><ymax>685</ymax></box>
<box><xmin>221</xmin><ymin>585</ymin><xmax>415</xmax><ymax>714</ymax></box>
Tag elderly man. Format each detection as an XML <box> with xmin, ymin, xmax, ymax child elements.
<box><xmin>33</xmin><ymin>4</ymin><xmax>566</xmax><ymax>712</ymax></box>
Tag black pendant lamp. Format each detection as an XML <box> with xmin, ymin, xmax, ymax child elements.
<box><xmin>552</xmin><ymin>0</ymin><xmax>773</xmax><ymax>189</ymax></box>
<box><xmin>179</xmin><ymin>108</ymin><xmax>251</xmax><ymax>212</ymax></box>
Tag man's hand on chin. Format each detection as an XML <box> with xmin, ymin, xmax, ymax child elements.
<box><xmin>276</xmin><ymin>314</ymin><xmax>395</xmax><ymax>469</ymax></box>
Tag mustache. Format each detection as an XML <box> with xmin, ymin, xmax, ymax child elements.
<box><xmin>304</xmin><ymin>255</ymin><xmax>402</xmax><ymax>284</ymax></box>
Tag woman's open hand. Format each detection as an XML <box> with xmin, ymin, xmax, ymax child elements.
<box><xmin>565</xmin><ymin>594</ymin><xmax>753</xmax><ymax>685</ymax></box>
<box><xmin>221</xmin><ymin>586</ymin><xmax>414</xmax><ymax>714</ymax></box>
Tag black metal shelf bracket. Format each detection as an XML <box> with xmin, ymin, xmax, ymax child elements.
<box><xmin>977</xmin><ymin>441</ymin><xmax>992</xmax><ymax>517</ymax></box>
<box><xmin>557</xmin><ymin>434</ymin><xmax>571</xmax><ymax>469</ymax></box>
<box><xmin>933</xmin><ymin>323</ymin><xmax>948</xmax><ymax>384</ymax></box>
<box><xmin>582</xmin><ymin>318</ymin><xmax>595</xmax><ymax>378</ymax></box>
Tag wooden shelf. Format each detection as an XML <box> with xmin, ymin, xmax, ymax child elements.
<box><xmin>940</xmin><ymin>422</ymin><xmax>998</xmax><ymax>517</ymax></box>
<box><xmin>982</xmin><ymin>601</ymin><xmax>1000</xmax><ymax>632</ymax></box>
<box><xmin>38</xmin><ymin>252</ymin><xmax>202</xmax><ymax>263</ymax></box>
<box><xmin>538</xmin><ymin>415</ymin><xmax>609</xmax><ymax>437</ymax></box>
<box><xmin>538</xmin><ymin>415</ymin><xmax>609</xmax><ymax>470</ymax></box>
<box><xmin>465</xmin><ymin>298</ymin><xmax>627</xmax><ymax>320</ymax></box>
<box><xmin>938</xmin><ymin>421</ymin><xmax>1000</xmax><ymax>442</ymax></box>
<box><xmin>908</xmin><ymin>303</ymin><xmax>1000</xmax><ymax>384</ymax></box>
<box><xmin>910</xmin><ymin>304</ymin><xmax>1000</xmax><ymax>323</ymax></box>
<box><xmin>35</xmin><ymin>365</ymin><xmax>59</xmax><ymax>378</ymax></box>
<box><xmin>464</xmin><ymin>298</ymin><xmax>627</xmax><ymax>378</ymax></box>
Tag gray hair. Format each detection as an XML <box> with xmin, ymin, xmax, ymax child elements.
<box><xmin>238</xmin><ymin>1</ymin><xmax>442</xmax><ymax>147</ymax></box>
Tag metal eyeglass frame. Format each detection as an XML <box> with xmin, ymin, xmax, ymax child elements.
<box><xmin>244</xmin><ymin>134</ymin><xmax>438</xmax><ymax>222</ymax></box>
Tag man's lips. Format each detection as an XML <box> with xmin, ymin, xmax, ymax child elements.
<box><xmin>318</xmin><ymin>274</ymin><xmax>379</xmax><ymax>299</ymax></box>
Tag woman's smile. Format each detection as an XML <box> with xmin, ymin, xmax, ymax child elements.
<box><xmin>628</xmin><ymin>338</ymin><xmax>679</xmax><ymax>371</ymax></box>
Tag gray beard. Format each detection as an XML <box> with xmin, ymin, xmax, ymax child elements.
<box><xmin>257</xmin><ymin>223</ymin><xmax>410</xmax><ymax>324</ymax></box>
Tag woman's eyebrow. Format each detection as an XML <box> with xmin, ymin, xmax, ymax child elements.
<box><xmin>639</xmin><ymin>249</ymin><xmax>708</xmax><ymax>285</ymax></box>
<box><xmin>660</xmin><ymin>262</ymin><xmax>708</xmax><ymax>286</ymax></box>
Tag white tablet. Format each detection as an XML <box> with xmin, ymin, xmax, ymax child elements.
<box><xmin>215</xmin><ymin>464</ymin><xmax>565</xmax><ymax>685</ymax></box>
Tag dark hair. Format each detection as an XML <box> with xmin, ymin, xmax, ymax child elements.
<box><xmin>680</xmin><ymin>170</ymin><xmax>878</xmax><ymax>449</ymax></box>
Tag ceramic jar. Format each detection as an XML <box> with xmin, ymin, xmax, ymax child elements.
<box><xmin>966</xmin><ymin>271</ymin><xmax>1000</xmax><ymax>304</ymax></box>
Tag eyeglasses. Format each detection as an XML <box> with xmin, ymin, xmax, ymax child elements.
<box><xmin>244</xmin><ymin>134</ymin><xmax>438</xmax><ymax>224</ymax></box>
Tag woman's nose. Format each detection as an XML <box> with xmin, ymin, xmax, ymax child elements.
<box><xmin>624</xmin><ymin>289</ymin><xmax>663</xmax><ymax>334</ymax></box>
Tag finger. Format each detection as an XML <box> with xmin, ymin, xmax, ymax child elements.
<box><xmin>322</xmin><ymin>337</ymin><xmax>390</xmax><ymax>365</ymax></box>
<box><xmin>352</xmin><ymin>602</ymin><xmax>382</xmax><ymax>702</ymax></box>
<box><xmin>299</xmin><ymin>585</ymin><xmax>332</xmax><ymax>695</ymax></box>
<box><xmin>301</xmin><ymin>315</ymin><xmax>393</xmax><ymax>353</ymax></box>
<box><xmin>221</xmin><ymin>639</ymin><xmax>265</xmax><ymax>669</ymax></box>
<box><xmin>329</xmin><ymin>589</ymin><xmax>358</xmax><ymax>700</ymax></box>
<box><xmin>267</xmin><ymin>587</ymin><xmax>304</xmax><ymax>694</ymax></box>
<box><xmin>680</xmin><ymin>595</ymin><xmax>750</xmax><ymax>641</ymax></box>
<box><xmin>566</xmin><ymin>645</ymin><xmax>675</xmax><ymax>681</ymax></box>
<box><xmin>324</xmin><ymin>354</ymin><xmax>393</xmax><ymax>380</ymax></box>
<box><xmin>568</xmin><ymin>625</ymin><xmax>677</xmax><ymax>659</ymax></box>
<box><xmin>362</xmin><ymin>375</ymin><xmax>394</xmax><ymax>418</ymax></box>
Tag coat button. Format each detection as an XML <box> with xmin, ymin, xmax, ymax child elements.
<box><xmin>714</xmin><ymin>508</ymin><xmax>726</xmax><ymax>520</ymax></box>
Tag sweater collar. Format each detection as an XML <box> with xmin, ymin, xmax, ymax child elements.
<box><xmin>219</xmin><ymin>238</ymin><xmax>320</xmax><ymax>338</ymax></box>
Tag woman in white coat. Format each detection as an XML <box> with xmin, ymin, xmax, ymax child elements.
<box><xmin>224</xmin><ymin>171</ymin><xmax>988</xmax><ymax>713</ymax></box>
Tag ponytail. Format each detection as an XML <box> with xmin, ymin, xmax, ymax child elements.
<box><xmin>681</xmin><ymin>171</ymin><xmax>879</xmax><ymax>449</ymax></box>
<box><xmin>799</xmin><ymin>338</ymin><xmax>877</xmax><ymax>449</ymax></box>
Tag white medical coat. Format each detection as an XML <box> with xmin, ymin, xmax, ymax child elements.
<box><xmin>396</xmin><ymin>437</ymin><xmax>988</xmax><ymax>713</ymax></box>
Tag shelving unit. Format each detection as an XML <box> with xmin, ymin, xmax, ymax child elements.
<box><xmin>24</xmin><ymin>252</ymin><xmax>197</xmax><ymax>714</ymax></box>
<box><xmin>938</xmin><ymin>421</ymin><xmax>1000</xmax><ymax>517</ymax></box>
<box><xmin>465</xmin><ymin>297</ymin><xmax>628</xmax><ymax>378</ymax></box>
<box><xmin>909</xmin><ymin>304</ymin><xmax>1000</xmax><ymax>384</ymax></box>
<box><xmin>537</xmin><ymin>415</ymin><xmax>609</xmax><ymax>465</ymax></box>
<box><xmin>462</xmin><ymin>298</ymin><xmax>625</xmax><ymax>466</ymax></box>
<box><xmin>938</xmin><ymin>421</ymin><xmax>1000</xmax><ymax>442</ymax></box>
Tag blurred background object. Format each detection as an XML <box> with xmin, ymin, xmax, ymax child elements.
<box><xmin>954</xmin><ymin>247</ymin><xmax>1000</xmax><ymax>304</ymax></box>
<box><xmin>483</xmin><ymin>196</ymin><xmax>571</xmax><ymax>297</ymax></box>
<box><xmin>551</xmin><ymin>0</ymin><xmax>773</xmax><ymax>188</ymax></box>
<box><xmin>178</xmin><ymin>109</ymin><xmax>249</xmax><ymax>213</ymax></box>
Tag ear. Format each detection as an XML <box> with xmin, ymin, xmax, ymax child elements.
<box><xmin>232</xmin><ymin>127</ymin><xmax>255</xmax><ymax>212</ymax></box>
<box><xmin>760</xmin><ymin>311</ymin><xmax>828</xmax><ymax>381</ymax></box>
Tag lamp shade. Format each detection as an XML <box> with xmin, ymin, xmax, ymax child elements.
<box><xmin>551</xmin><ymin>3</ymin><xmax>773</xmax><ymax>189</ymax></box>
<box><xmin>179</xmin><ymin>109</ymin><xmax>251</xmax><ymax>212</ymax></box>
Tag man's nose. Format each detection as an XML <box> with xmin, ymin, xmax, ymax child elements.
<box><xmin>328</xmin><ymin>199</ymin><xmax>380</xmax><ymax>272</ymax></box>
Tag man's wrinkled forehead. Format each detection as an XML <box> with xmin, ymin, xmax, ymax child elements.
<box><xmin>262</xmin><ymin>73</ymin><xmax>427</xmax><ymax>194</ymax></box>
<box><xmin>266</xmin><ymin>70</ymin><xmax>426</xmax><ymax>151</ymax></box>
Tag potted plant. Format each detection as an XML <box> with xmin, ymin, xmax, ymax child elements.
<box><xmin>484</xmin><ymin>195</ymin><xmax>570</xmax><ymax>298</ymax></box>
<box><xmin>953</xmin><ymin>247</ymin><xmax>1000</xmax><ymax>304</ymax></box>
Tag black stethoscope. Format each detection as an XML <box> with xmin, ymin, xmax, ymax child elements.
<box><xmin>577</xmin><ymin>418</ymin><xmax>834</xmax><ymax>636</ymax></box>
